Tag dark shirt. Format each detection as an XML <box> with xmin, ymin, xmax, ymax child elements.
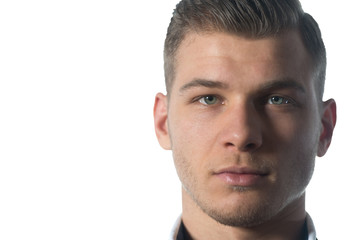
<box><xmin>176</xmin><ymin>221</ymin><xmax>191</xmax><ymax>240</ymax></box>
<box><xmin>176</xmin><ymin>220</ymin><xmax>318</xmax><ymax>240</ymax></box>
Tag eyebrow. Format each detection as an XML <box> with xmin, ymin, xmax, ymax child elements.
<box><xmin>179</xmin><ymin>79</ymin><xmax>229</xmax><ymax>92</ymax></box>
<box><xmin>178</xmin><ymin>77</ymin><xmax>306</xmax><ymax>94</ymax></box>
<box><xmin>259</xmin><ymin>78</ymin><xmax>306</xmax><ymax>94</ymax></box>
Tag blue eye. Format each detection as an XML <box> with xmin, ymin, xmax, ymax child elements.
<box><xmin>268</xmin><ymin>96</ymin><xmax>290</xmax><ymax>105</ymax></box>
<box><xmin>199</xmin><ymin>95</ymin><xmax>219</xmax><ymax>105</ymax></box>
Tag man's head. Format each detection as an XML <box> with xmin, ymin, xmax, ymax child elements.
<box><xmin>154</xmin><ymin>0</ymin><xmax>336</xmax><ymax>230</ymax></box>
<box><xmin>164</xmin><ymin>0</ymin><xmax>326</xmax><ymax>100</ymax></box>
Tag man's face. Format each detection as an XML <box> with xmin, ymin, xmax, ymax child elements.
<box><xmin>155</xmin><ymin>30</ymin><xmax>331</xmax><ymax>227</ymax></box>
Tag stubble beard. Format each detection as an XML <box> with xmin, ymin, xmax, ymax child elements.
<box><xmin>173</xmin><ymin>149</ymin><xmax>316</xmax><ymax>229</ymax></box>
<box><xmin>174</xmin><ymin>151</ymin><xmax>280</xmax><ymax>228</ymax></box>
<box><xmin>182</xmin><ymin>182</ymin><xmax>278</xmax><ymax>228</ymax></box>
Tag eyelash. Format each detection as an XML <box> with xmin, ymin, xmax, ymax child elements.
<box><xmin>191</xmin><ymin>94</ymin><xmax>297</xmax><ymax>107</ymax></box>
<box><xmin>192</xmin><ymin>95</ymin><xmax>224</xmax><ymax>106</ymax></box>
<box><xmin>267</xmin><ymin>95</ymin><xmax>295</xmax><ymax>105</ymax></box>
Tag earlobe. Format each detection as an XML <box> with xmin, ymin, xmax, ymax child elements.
<box><xmin>317</xmin><ymin>99</ymin><xmax>337</xmax><ymax>157</ymax></box>
<box><xmin>153</xmin><ymin>93</ymin><xmax>172</xmax><ymax>150</ymax></box>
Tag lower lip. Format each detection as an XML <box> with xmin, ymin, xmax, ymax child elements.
<box><xmin>216</xmin><ymin>173</ymin><xmax>265</xmax><ymax>186</ymax></box>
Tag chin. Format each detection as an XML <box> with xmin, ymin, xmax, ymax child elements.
<box><xmin>205</xmin><ymin>203</ymin><xmax>275</xmax><ymax>228</ymax></box>
<box><xmin>195</xmin><ymin>191</ymin><xmax>277</xmax><ymax>228</ymax></box>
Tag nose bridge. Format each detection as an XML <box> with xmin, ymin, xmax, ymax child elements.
<box><xmin>219</xmin><ymin>101</ymin><xmax>262</xmax><ymax>152</ymax></box>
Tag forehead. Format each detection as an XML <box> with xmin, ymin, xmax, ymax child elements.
<box><xmin>172</xmin><ymin>30</ymin><xmax>314</xmax><ymax>93</ymax></box>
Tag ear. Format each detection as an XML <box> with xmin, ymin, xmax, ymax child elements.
<box><xmin>317</xmin><ymin>99</ymin><xmax>337</xmax><ymax>157</ymax></box>
<box><xmin>153</xmin><ymin>93</ymin><xmax>171</xmax><ymax>150</ymax></box>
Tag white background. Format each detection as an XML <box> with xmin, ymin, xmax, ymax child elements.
<box><xmin>0</xmin><ymin>0</ymin><xmax>359</xmax><ymax>239</ymax></box>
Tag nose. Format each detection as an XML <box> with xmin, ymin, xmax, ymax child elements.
<box><xmin>218</xmin><ymin>103</ymin><xmax>263</xmax><ymax>153</ymax></box>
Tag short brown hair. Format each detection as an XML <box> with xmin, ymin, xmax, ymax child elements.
<box><xmin>164</xmin><ymin>0</ymin><xmax>326</xmax><ymax>99</ymax></box>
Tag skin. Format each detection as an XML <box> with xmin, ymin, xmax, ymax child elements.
<box><xmin>154</xmin><ymin>30</ymin><xmax>336</xmax><ymax>240</ymax></box>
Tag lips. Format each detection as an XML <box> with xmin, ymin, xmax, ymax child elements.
<box><xmin>214</xmin><ymin>167</ymin><xmax>268</xmax><ymax>187</ymax></box>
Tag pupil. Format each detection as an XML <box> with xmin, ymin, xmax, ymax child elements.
<box><xmin>206</xmin><ymin>96</ymin><xmax>215</xmax><ymax>103</ymax></box>
<box><xmin>272</xmin><ymin>96</ymin><xmax>282</xmax><ymax>104</ymax></box>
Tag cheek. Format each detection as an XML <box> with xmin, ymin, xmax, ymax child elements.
<box><xmin>265</xmin><ymin>112</ymin><xmax>319</xmax><ymax>177</ymax></box>
<box><xmin>266</xmin><ymin>110</ymin><xmax>319</xmax><ymax>146</ymax></box>
<box><xmin>168</xmin><ymin>109</ymin><xmax>218</xmax><ymax>178</ymax></box>
<box><xmin>266</xmin><ymin>112</ymin><xmax>318</xmax><ymax>185</ymax></box>
<box><xmin>170</xmin><ymin>109</ymin><xmax>217</xmax><ymax>151</ymax></box>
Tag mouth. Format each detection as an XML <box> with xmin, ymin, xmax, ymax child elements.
<box><xmin>213</xmin><ymin>166</ymin><xmax>269</xmax><ymax>187</ymax></box>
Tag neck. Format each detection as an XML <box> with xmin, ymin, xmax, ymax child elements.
<box><xmin>181</xmin><ymin>188</ymin><xmax>307</xmax><ymax>240</ymax></box>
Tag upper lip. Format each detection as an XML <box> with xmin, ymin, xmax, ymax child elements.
<box><xmin>214</xmin><ymin>166</ymin><xmax>268</xmax><ymax>176</ymax></box>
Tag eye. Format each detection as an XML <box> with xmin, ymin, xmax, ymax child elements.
<box><xmin>199</xmin><ymin>95</ymin><xmax>221</xmax><ymax>105</ymax></box>
<box><xmin>268</xmin><ymin>96</ymin><xmax>291</xmax><ymax>105</ymax></box>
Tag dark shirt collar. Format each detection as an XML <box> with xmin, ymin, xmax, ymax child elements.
<box><xmin>176</xmin><ymin>217</ymin><xmax>318</xmax><ymax>240</ymax></box>
<box><xmin>176</xmin><ymin>221</ymin><xmax>191</xmax><ymax>240</ymax></box>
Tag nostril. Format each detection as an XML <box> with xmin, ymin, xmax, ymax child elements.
<box><xmin>225</xmin><ymin>142</ymin><xmax>235</xmax><ymax>147</ymax></box>
<box><xmin>244</xmin><ymin>143</ymin><xmax>256</xmax><ymax>150</ymax></box>
<box><xmin>222</xmin><ymin>127</ymin><xmax>262</xmax><ymax>152</ymax></box>
<box><xmin>224</xmin><ymin>142</ymin><xmax>258</xmax><ymax>152</ymax></box>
